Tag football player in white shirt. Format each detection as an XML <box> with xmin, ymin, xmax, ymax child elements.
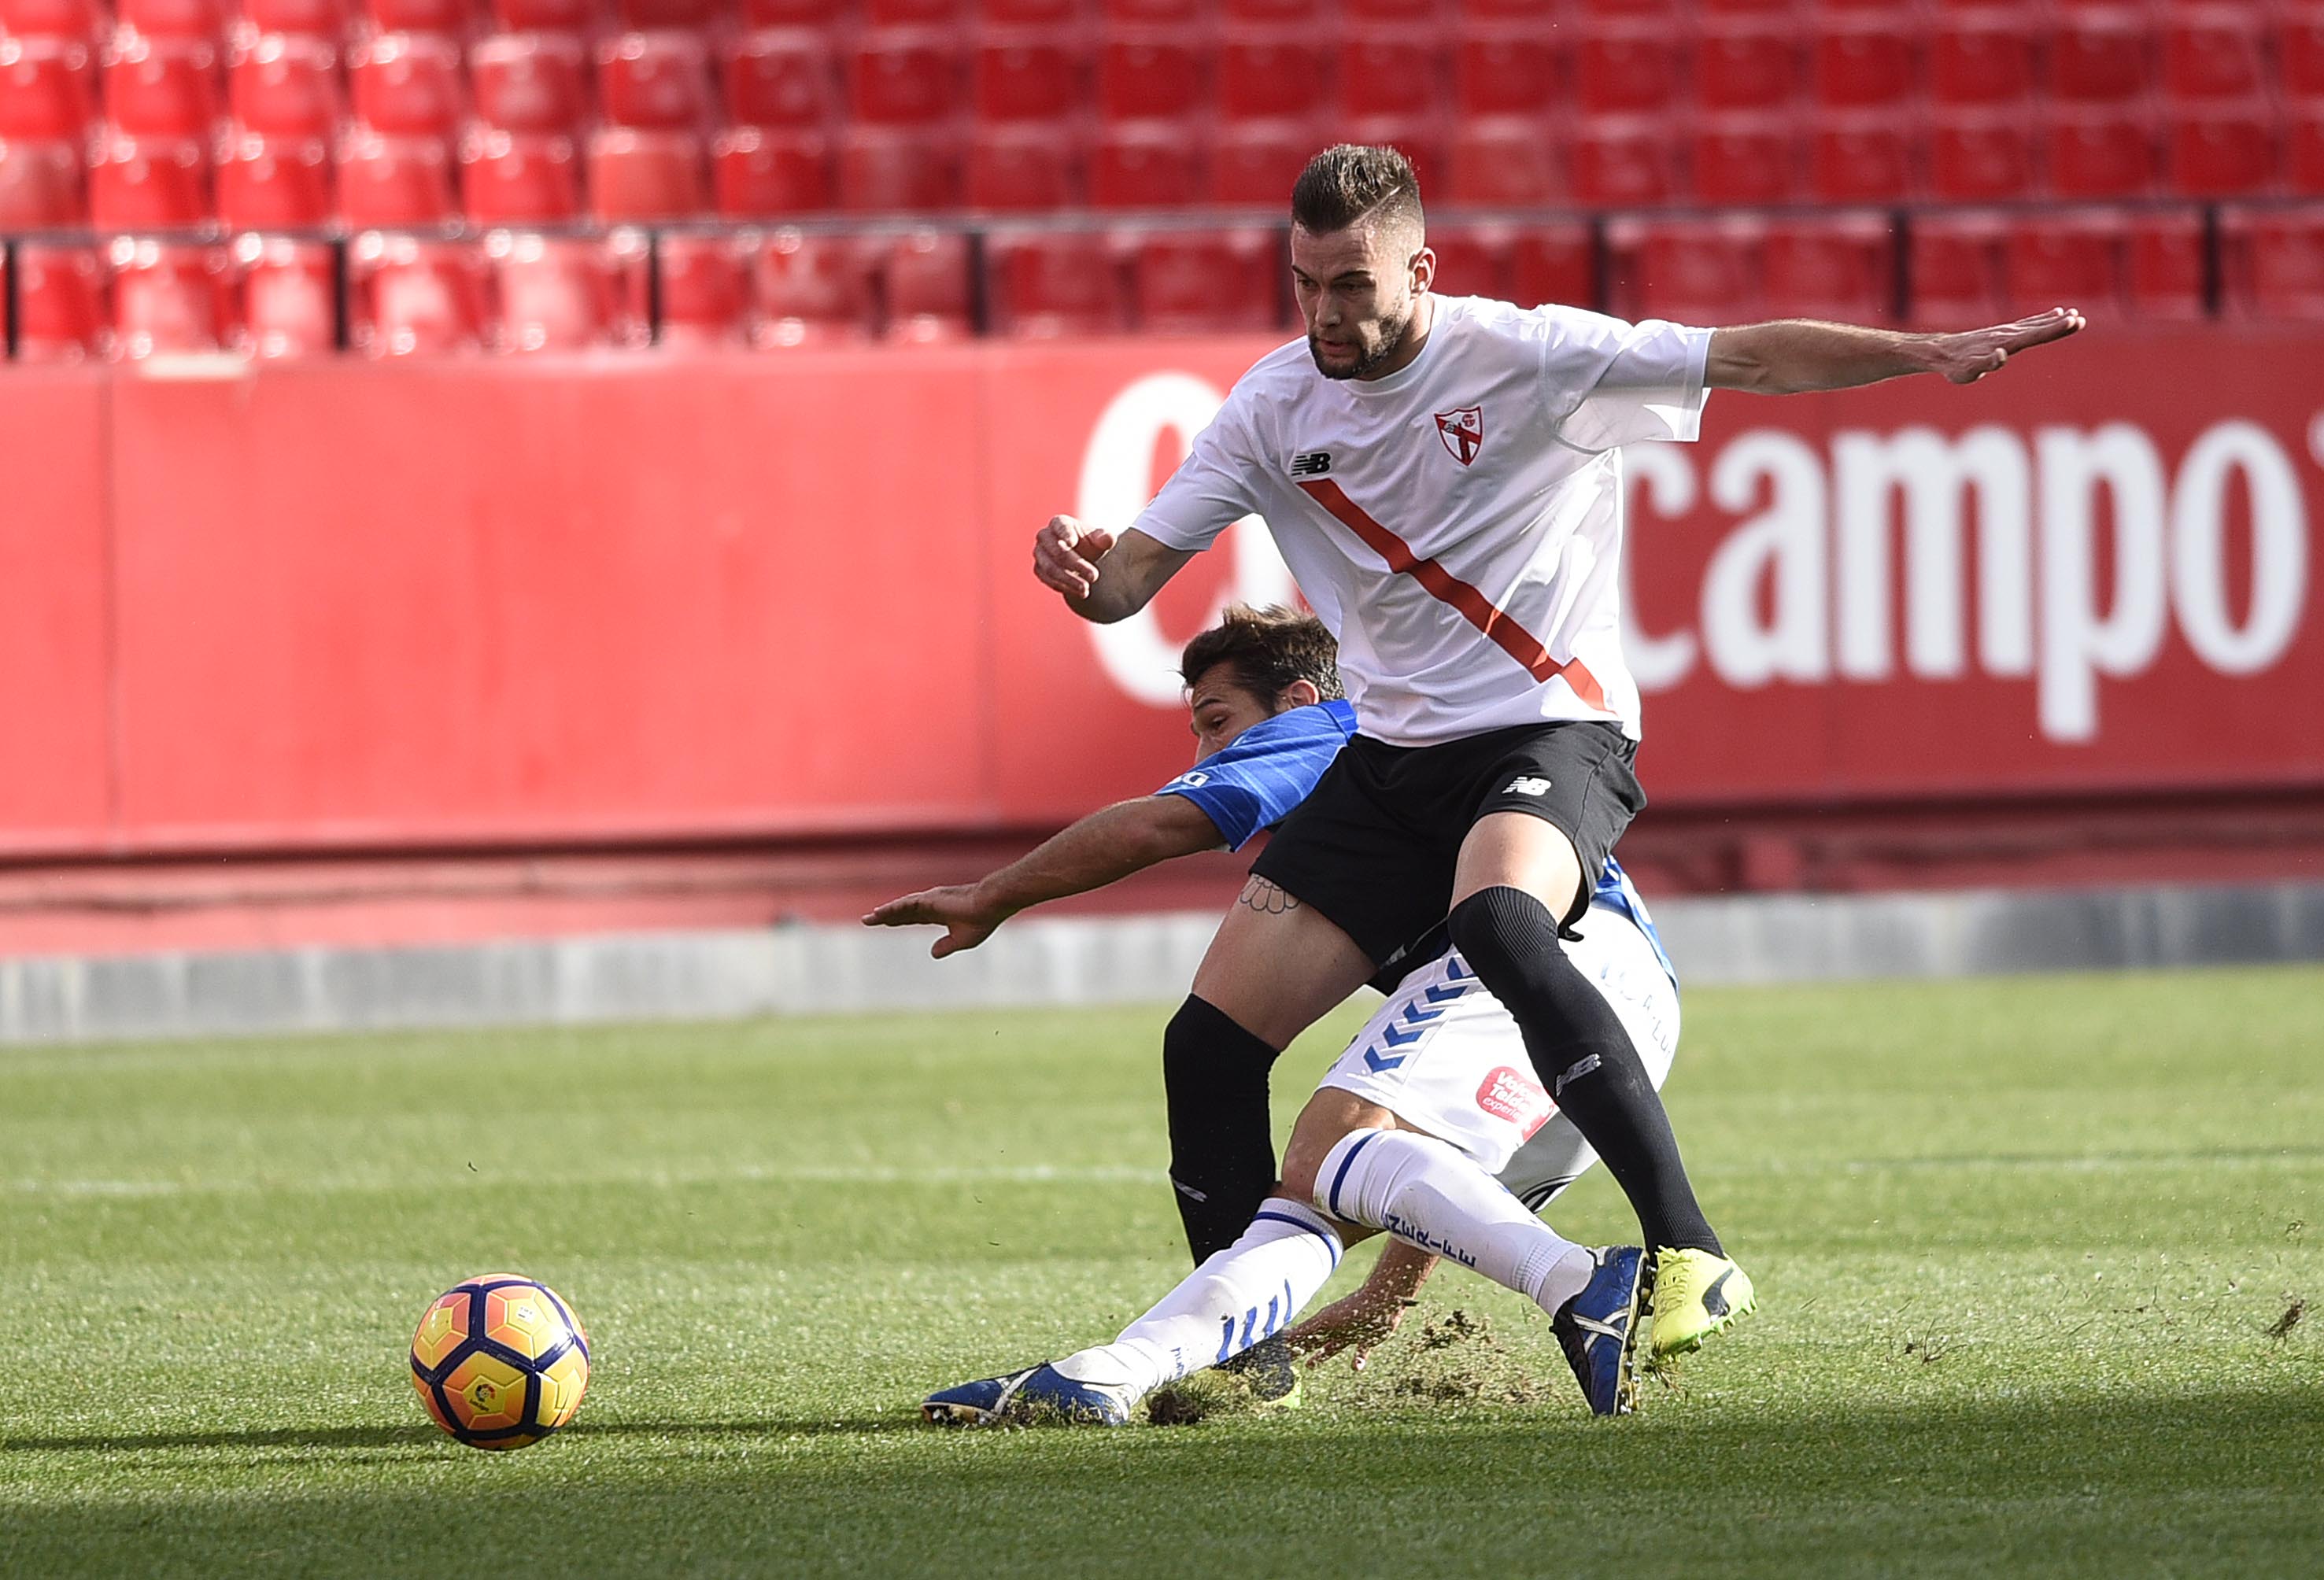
<box><xmin>1031</xmin><ymin>145</ymin><xmax>2083</xmax><ymax>1359</ymax></box>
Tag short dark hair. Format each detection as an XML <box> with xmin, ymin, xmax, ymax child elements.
<box><xmin>1290</xmin><ymin>143</ymin><xmax>1424</xmax><ymax>240</ymax></box>
<box><xmin>1180</xmin><ymin>605</ymin><xmax>1344</xmax><ymax>703</ymax></box>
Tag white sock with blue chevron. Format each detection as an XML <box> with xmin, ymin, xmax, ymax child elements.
<box><xmin>1048</xmin><ymin>1198</ymin><xmax>1344</xmax><ymax>1400</ymax></box>
<box><xmin>1313</xmin><ymin>1128</ymin><xmax>1594</xmax><ymax>1315</ymax></box>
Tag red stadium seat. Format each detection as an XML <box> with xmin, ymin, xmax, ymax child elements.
<box><xmin>1698</xmin><ymin>0</ymin><xmax>1792</xmax><ymax>14</ymax></box>
<box><xmin>349</xmin><ymin>33</ymin><xmax>466</xmax><ymax>140</ymax></box>
<box><xmin>1442</xmin><ymin>119</ymin><xmax>1560</xmax><ymax>205</ymax></box>
<box><xmin>1573</xmin><ymin>25</ymin><xmax>1680</xmax><ymax>116</ymax></box>
<box><xmin>712</xmin><ymin>124</ymin><xmax>833</xmax><ymax>213</ymax></box>
<box><xmin>744</xmin><ymin>0</ymin><xmax>847</xmax><ymax>24</ymax></box>
<box><xmin>967</xmin><ymin>126</ymin><xmax>1078</xmax><ymax>208</ymax></box>
<box><xmin>1811</xmin><ymin>21</ymin><xmax>1916</xmax><ymax>110</ymax></box>
<box><xmin>1091</xmin><ymin>123</ymin><xmax>1201</xmax><ymax>206</ymax></box>
<box><xmin>1218</xmin><ymin>35</ymin><xmax>1326</xmax><ymax>121</ymax></box>
<box><xmin>1609</xmin><ymin>216</ymin><xmax>1764</xmax><ymax>323</ymax></box>
<box><xmin>0</xmin><ymin>38</ymin><xmax>96</xmax><ymax>143</ymax></box>
<box><xmin>104</xmin><ymin>37</ymin><xmax>222</xmax><ymax>140</ymax></box>
<box><xmin>1570</xmin><ymin>116</ymin><xmax>1676</xmax><ymax>205</ymax></box>
<box><xmin>0</xmin><ymin>0</ymin><xmax>103</xmax><ymax>40</ymax></box>
<box><xmin>2049</xmin><ymin>12</ymin><xmax>2151</xmax><ymax>105</ymax></box>
<box><xmin>1509</xmin><ymin>223</ymin><xmax>1593</xmax><ymax>307</ymax></box>
<box><xmin>233</xmin><ymin>234</ymin><xmax>335</xmax><ymax>358</ymax></box>
<box><xmin>974</xmin><ymin>35</ymin><xmax>1082</xmax><ymax>122</ymax></box>
<box><xmin>110</xmin><ymin>238</ymin><xmax>231</xmax><ymax>359</ymax></box>
<box><xmin>338</xmin><ymin>127</ymin><xmax>457</xmax><ymax>226</ymax></box>
<box><xmin>724</xmin><ymin>32</ymin><xmax>835</xmax><ymax>129</ymax></box>
<box><xmin>2222</xmin><ymin>206</ymin><xmax>2324</xmax><ymax>319</ymax></box>
<box><xmin>1098</xmin><ymin>35</ymin><xmax>1203</xmax><ymax>121</ymax></box>
<box><xmin>371</xmin><ymin>0</ymin><xmax>479</xmax><ymax>32</ymax></box>
<box><xmin>349</xmin><ymin>233</ymin><xmax>487</xmax><ymax>356</ymax></box>
<box><xmin>486</xmin><ymin>231</ymin><xmax>616</xmax><ymax>352</ymax></box>
<box><xmin>2003</xmin><ymin>212</ymin><xmax>2122</xmax><ymax>316</ymax></box>
<box><xmin>1690</xmin><ymin>115</ymin><xmax>1798</xmax><ymax>204</ymax></box>
<box><xmin>1124</xmin><ymin>226</ymin><xmax>1279</xmax><ymax>331</ymax></box>
<box><xmin>848</xmin><ymin>33</ymin><xmax>961</xmax><ymax>126</ymax></box>
<box><xmin>1693</xmin><ymin>24</ymin><xmax>1797</xmax><ymax>113</ymax></box>
<box><xmin>2045</xmin><ymin>106</ymin><xmax>2156</xmax><ymax>198</ymax></box>
<box><xmin>1929</xmin><ymin>109</ymin><xmax>2035</xmax><ymax>200</ymax></box>
<box><xmin>1225</xmin><ymin>0</ymin><xmax>1319</xmax><ymax>20</ymax></box>
<box><xmin>1346</xmin><ymin>116</ymin><xmax>1441</xmax><ymax>195</ymax></box>
<box><xmin>1577</xmin><ymin>0</ymin><xmax>1676</xmax><ymax>17</ymax></box>
<box><xmin>987</xmin><ymin>229</ymin><xmax>1128</xmax><ymax>335</ymax></box>
<box><xmin>880</xmin><ymin>228</ymin><xmax>973</xmax><ymax>341</ymax></box>
<box><xmin>870</xmin><ymin>0</ymin><xmax>963</xmax><ymax>20</ymax></box>
<box><xmin>600</xmin><ymin>31</ymin><xmax>712</xmax><ymax>130</ymax></box>
<box><xmin>652</xmin><ymin>231</ymin><xmax>750</xmax><ymax>349</ymax></box>
<box><xmin>745</xmin><ymin>228</ymin><xmax>874</xmax><ymax>345</ymax></box>
<box><xmin>2123</xmin><ymin>208</ymin><xmax>2204</xmax><ymax>319</ymax></box>
<box><xmin>2293</xmin><ymin>109</ymin><xmax>2324</xmax><ymax>195</ymax></box>
<box><xmin>2162</xmin><ymin>12</ymin><xmax>2264</xmax><ymax>102</ymax></box>
<box><xmin>836</xmin><ymin>126</ymin><xmax>959</xmax><ymax>209</ymax></box>
<box><xmin>116</xmin><ymin>0</ymin><xmax>224</xmax><ymax>38</ymax></box>
<box><xmin>239</xmin><ymin>0</ymin><xmax>349</xmax><ymax>39</ymax></box>
<box><xmin>620</xmin><ymin>0</ymin><xmax>717</xmax><ymax>24</ymax></box>
<box><xmin>216</xmin><ymin>131</ymin><xmax>333</xmax><ymax>227</ymax></box>
<box><xmin>1459</xmin><ymin>0</ymin><xmax>1558</xmax><ymax>20</ymax></box>
<box><xmin>0</xmin><ymin>138</ymin><xmax>83</xmax><ymax>229</ymax></box>
<box><xmin>1809</xmin><ymin>116</ymin><xmax>1915</xmax><ymax>201</ymax></box>
<box><xmin>589</xmin><ymin>126</ymin><xmax>708</xmax><ymax>220</ymax></box>
<box><xmin>13</xmin><ymin>243</ymin><xmax>108</xmax><ymax>363</ymax></box>
<box><xmin>2167</xmin><ymin>103</ymin><xmax>2277</xmax><ymax>196</ymax></box>
<box><xmin>1347</xmin><ymin>0</ymin><xmax>1440</xmax><ymax>18</ymax></box>
<box><xmin>470</xmin><ymin>33</ymin><xmax>591</xmax><ymax>135</ymax></box>
<box><xmin>1340</xmin><ymin>32</ymin><xmax>1443</xmax><ymax>120</ymax></box>
<box><xmin>2284</xmin><ymin>9</ymin><xmax>2324</xmax><ymax>105</ymax></box>
<box><xmin>227</xmin><ymin>36</ymin><xmax>341</xmax><ymax>139</ymax></box>
<box><xmin>1762</xmin><ymin>214</ymin><xmax>1894</xmax><ymax>322</ymax></box>
<box><xmin>1208</xmin><ymin>120</ymin><xmax>1306</xmax><ymax>203</ymax></box>
<box><xmin>1427</xmin><ymin>224</ymin><xmax>1509</xmax><ymax>297</ymax></box>
<box><xmin>1928</xmin><ymin>16</ymin><xmax>2036</xmax><ymax>107</ymax></box>
<box><xmin>979</xmin><ymin>0</ymin><xmax>1081</xmax><ymax>20</ymax></box>
<box><xmin>1453</xmin><ymin>32</ymin><xmax>1557</xmax><ymax>120</ymax></box>
<box><xmin>88</xmin><ymin>131</ymin><xmax>210</xmax><ymax>230</ymax></box>
<box><xmin>493</xmin><ymin>0</ymin><xmax>595</xmax><ymax>29</ymax></box>
<box><xmin>461</xmin><ymin>129</ymin><xmax>582</xmax><ymax>223</ymax></box>
<box><xmin>1907</xmin><ymin>212</ymin><xmax>2006</xmax><ymax>324</ymax></box>
<box><xmin>1104</xmin><ymin>0</ymin><xmax>1205</xmax><ymax>21</ymax></box>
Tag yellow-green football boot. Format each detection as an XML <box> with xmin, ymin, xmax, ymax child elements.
<box><xmin>1647</xmin><ymin>1249</ymin><xmax>1756</xmax><ymax>1357</ymax></box>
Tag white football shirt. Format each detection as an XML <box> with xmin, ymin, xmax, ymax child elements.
<box><xmin>1132</xmin><ymin>295</ymin><xmax>1712</xmax><ymax>746</ymax></box>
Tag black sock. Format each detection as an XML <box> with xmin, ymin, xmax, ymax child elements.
<box><xmin>1161</xmin><ymin>995</ymin><xmax>1282</xmax><ymax>1263</ymax></box>
<box><xmin>1447</xmin><ymin>885</ymin><xmax>1723</xmax><ymax>1257</ymax></box>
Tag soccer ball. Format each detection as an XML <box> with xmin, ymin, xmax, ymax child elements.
<box><xmin>408</xmin><ymin>1273</ymin><xmax>591</xmax><ymax>1451</ymax></box>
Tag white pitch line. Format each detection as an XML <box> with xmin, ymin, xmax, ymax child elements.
<box><xmin>2</xmin><ymin>1163</ymin><xmax>1166</xmax><ymax>1198</ymax></box>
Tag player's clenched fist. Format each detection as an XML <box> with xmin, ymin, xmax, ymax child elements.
<box><xmin>1033</xmin><ymin>515</ymin><xmax>1115</xmax><ymax>601</ymax></box>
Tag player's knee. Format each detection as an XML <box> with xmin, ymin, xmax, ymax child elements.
<box><xmin>1162</xmin><ymin>995</ymin><xmax>1274</xmax><ymax>1098</ymax></box>
<box><xmin>1446</xmin><ymin>885</ymin><xmax>1565</xmax><ymax>987</ymax></box>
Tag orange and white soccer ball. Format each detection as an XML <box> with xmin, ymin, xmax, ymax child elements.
<box><xmin>408</xmin><ymin>1274</ymin><xmax>591</xmax><ymax>1451</ymax></box>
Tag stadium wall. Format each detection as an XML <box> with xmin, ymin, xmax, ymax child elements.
<box><xmin>1</xmin><ymin>327</ymin><xmax>2320</xmax><ymax>958</ymax></box>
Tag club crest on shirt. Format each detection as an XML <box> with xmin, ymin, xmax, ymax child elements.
<box><xmin>1434</xmin><ymin>405</ymin><xmax>1485</xmax><ymax>467</ymax></box>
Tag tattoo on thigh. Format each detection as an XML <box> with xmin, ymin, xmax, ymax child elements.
<box><xmin>1238</xmin><ymin>878</ymin><xmax>1301</xmax><ymax>917</ymax></box>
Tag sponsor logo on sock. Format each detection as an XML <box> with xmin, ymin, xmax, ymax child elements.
<box><xmin>1553</xmin><ymin>1053</ymin><xmax>1601</xmax><ymax>1097</ymax></box>
<box><xmin>1505</xmin><ymin>776</ymin><xmax>1552</xmax><ymax>796</ymax></box>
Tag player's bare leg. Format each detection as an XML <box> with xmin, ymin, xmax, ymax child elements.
<box><xmin>1446</xmin><ymin>812</ymin><xmax>1753</xmax><ymax>1356</ymax></box>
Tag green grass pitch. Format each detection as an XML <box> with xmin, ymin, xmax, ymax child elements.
<box><xmin>3</xmin><ymin>965</ymin><xmax>2320</xmax><ymax>1578</ymax></box>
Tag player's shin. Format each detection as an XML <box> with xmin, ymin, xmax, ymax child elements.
<box><xmin>1048</xmin><ymin>1198</ymin><xmax>1343</xmax><ymax>1401</ymax></box>
<box><xmin>1162</xmin><ymin>996</ymin><xmax>1284</xmax><ymax>1261</ymax></box>
<box><xmin>1311</xmin><ymin>1128</ymin><xmax>1596</xmax><ymax>1317</ymax></box>
<box><xmin>1448</xmin><ymin>886</ymin><xmax>1722</xmax><ymax>1257</ymax></box>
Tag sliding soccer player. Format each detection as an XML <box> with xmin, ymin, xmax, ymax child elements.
<box><xmin>1033</xmin><ymin>143</ymin><xmax>2083</xmax><ymax>1356</ymax></box>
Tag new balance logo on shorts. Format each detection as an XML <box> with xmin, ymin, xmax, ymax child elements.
<box><xmin>1289</xmin><ymin>451</ymin><xmax>1332</xmax><ymax>477</ymax></box>
<box><xmin>1506</xmin><ymin>776</ymin><xmax>1552</xmax><ymax>796</ymax></box>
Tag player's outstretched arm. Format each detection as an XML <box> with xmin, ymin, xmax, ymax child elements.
<box><xmin>1033</xmin><ymin>519</ymin><xmax>1194</xmax><ymax>624</ymax></box>
<box><xmin>1705</xmin><ymin>307</ymin><xmax>2085</xmax><ymax>395</ymax></box>
<box><xmin>863</xmin><ymin>795</ymin><xmax>1225</xmax><ymax>957</ymax></box>
<box><xmin>1283</xmin><ymin>1239</ymin><xmax>1440</xmax><ymax>1372</ymax></box>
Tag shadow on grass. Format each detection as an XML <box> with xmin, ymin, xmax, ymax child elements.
<box><xmin>3</xmin><ymin>1416</ymin><xmax>917</xmax><ymax>1453</ymax></box>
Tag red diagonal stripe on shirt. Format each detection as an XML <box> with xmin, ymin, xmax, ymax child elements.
<box><xmin>1295</xmin><ymin>478</ymin><xmax>1607</xmax><ymax>711</ymax></box>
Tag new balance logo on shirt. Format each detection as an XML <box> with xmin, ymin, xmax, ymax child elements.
<box><xmin>1289</xmin><ymin>451</ymin><xmax>1332</xmax><ymax>477</ymax></box>
<box><xmin>1506</xmin><ymin>776</ymin><xmax>1552</xmax><ymax>796</ymax></box>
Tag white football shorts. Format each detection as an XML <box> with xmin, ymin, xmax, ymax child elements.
<box><xmin>1314</xmin><ymin>902</ymin><xmax>1680</xmax><ymax>1211</ymax></box>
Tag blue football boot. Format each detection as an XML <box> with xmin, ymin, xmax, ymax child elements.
<box><xmin>1550</xmin><ymin>1246</ymin><xmax>1648</xmax><ymax>1417</ymax></box>
<box><xmin>921</xmin><ymin>1363</ymin><xmax>1133</xmax><ymax>1427</ymax></box>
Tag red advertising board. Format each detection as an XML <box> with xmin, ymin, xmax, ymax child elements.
<box><xmin>0</xmin><ymin>327</ymin><xmax>2318</xmax><ymax>860</ymax></box>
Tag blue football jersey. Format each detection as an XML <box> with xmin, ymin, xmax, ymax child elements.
<box><xmin>1154</xmin><ymin>701</ymin><xmax>1676</xmax><ymax>991</ymax></box>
